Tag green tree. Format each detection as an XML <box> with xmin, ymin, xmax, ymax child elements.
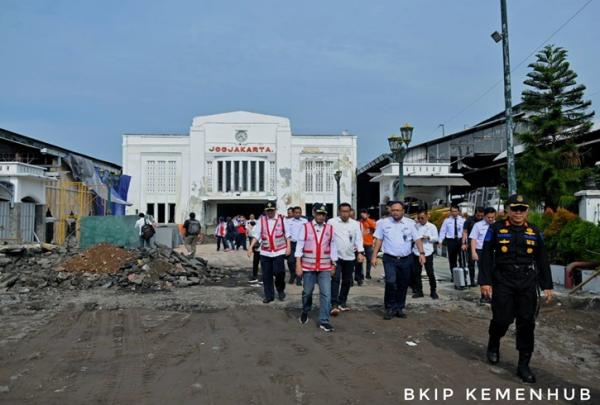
<box><xmin>516</xmin><ymin>45</ymin><xmax>594</xmax><ymax>210</ymax></box>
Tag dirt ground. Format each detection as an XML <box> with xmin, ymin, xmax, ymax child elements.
<box><xmin>1</xmin><ymin>246</ymin><xmax>599</xmax><ymax>405</ymax></box>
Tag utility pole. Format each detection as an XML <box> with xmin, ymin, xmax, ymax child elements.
<box><xmin>501</xmin><ymin>0</ymin><xmax>517</xmax><ymax>195</ymax></box>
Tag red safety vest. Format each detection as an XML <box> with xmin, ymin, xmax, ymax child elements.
<box><xmin>300</xmin><ymin>222</ymin><xmax>334</xmax><ymax>271</ymax></box>
<box><xmin>260</xmin><ymin>215</ymin><xmax>287</xmax><ymax>253</ymax></box>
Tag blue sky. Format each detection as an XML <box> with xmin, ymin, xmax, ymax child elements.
<box><xmin>1</xmin><ymin>0</ymin><xmax>598</xmax><ymax>167</ymax></box>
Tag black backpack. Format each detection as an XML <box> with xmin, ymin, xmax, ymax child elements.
<box><xmin>141</xmin><ymin>219</ymin><xmax>155</xmax><ymax>240</ymax></box>
<box><xmin>187</xmin><ymin>219</ymin><xmax>201</xmax><ymax>235</ymax></box>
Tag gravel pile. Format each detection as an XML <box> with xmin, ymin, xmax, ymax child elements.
<box><xmin>0</xmin><ymin>243</ymin><xmax>230</xmax><ymax>293</ymax></box>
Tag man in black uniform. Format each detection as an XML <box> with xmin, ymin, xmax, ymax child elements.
<box><xmin>479</xmin><ymin>194</ymin><xmax>553</xmax><ymax>383</ymax></box>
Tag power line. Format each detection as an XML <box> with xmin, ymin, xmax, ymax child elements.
<box><xmin>426</xmin><ymin>0</ymin><xmax>594</xmax><ymax>140</ymax></box>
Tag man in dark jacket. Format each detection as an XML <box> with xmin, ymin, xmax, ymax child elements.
<box><xmin>479</xmin><ymin>194</ymin><xmax>553</xmax><ymax>384</ymax></box>
<box><xmin>183</xmin><ymin>212</ymin><xmax>203</xmax><ymax>258</ymax></box>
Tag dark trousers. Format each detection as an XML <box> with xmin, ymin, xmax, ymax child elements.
<box><xmin>412</xmin><ymin>254</ymin><xmax>436</xmax><ymax>293</ymax></box>
<box><xmin>363</xmin><ymin>245</ymin><xmax>373</xmax><ymax>278</ymax></box>
<box><xmin>216</xmin><ymin>236</ymin><xmax>225</xmax><ymax>251</ymax></box>
<box><xmin>236</xmin><ymin>233</ymin><xmax>247</xmax><ymax>250</ymax></box>
<box><xmin>252</xmin><ymin>250</ymin><xmax>260</xmax><ymax>279</ymax></box>
<box><xmin>446</xmin><ymin>238</ymin><xmax>461</xmax><ymax>279</ymax></box>
<box><xmin>226</xmin><ymin>233</ymin><xmax>236</xmax><ymax>249</ymax></box>
<box><xmin>260</xmin><ymin>255</ymin><xmax>286</xmax><ymax>301</ymax></box>
<box><xmin>488</xmin><ymin>271</ymin><xmax>538</xmax><ymax>352</ymax></box>
<box><xmin>382</xmin><ymin>255</ymin><xmax>412</xmax><ymax>312</ymax></box>
<box><xmin>331</xmin><ymin>259</ymin><xmax>355</xmax><ymax>307</ymax></box>
<box><xmin>354</xmin><ymin>253</ymin><xmax>363</xmax><ymax>282</ymax></box>
<box><xmin>467</xmin><ymin>244</ymin><xmax>476</xmax><ymax>285</ymax></box>
<box><xmin>286</xmin><ymin>242</ymin><xmax>299</xmax><ymax>282</ymax></box>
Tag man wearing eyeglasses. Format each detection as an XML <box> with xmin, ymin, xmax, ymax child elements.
<box><xmin>479</xmin><ymin>194</ymin><xmax>553</xmax><ymax>384</ymax></box>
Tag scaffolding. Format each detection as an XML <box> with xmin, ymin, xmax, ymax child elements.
<box><xmin>45</xmin><ymin>180</ymin><xmax>107</xmax><ymax>245</ymax></box>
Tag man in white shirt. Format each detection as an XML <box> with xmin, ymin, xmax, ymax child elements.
<box><xmin>135</xmin><ymin>213</ymin><xmax>155</xmax><ymax>249</ymax></box>
<box><xmin>438</xmin><ymin>205</ymin><xmax>466</xmax><ymax>282</ymax></box>
<box><xmin>285</xmin><ymin>206</ymin><xmax>308</xmax><ymax>286</ymax></box>
<box><xmin>327</xmin><ymin>203</ymin><xmax>365</xmax><ymax>314</ymax></box>
<box><xmin>372</xmin><ymin>202</ymin><xmax>425</xmax><ymax>320</ymax></box>
<box><xmin>412</xmin><ymin>209</ymin><xmax>440</xmax><ymax>299</ymax></box>
<box><xmin>248</xmin><ymin>201</ymin><xmax>291</xmax><ymax>303</ymax></box>
<box><xmin>470</xmin><ymin>207</ymin><xmax>497</xmax><ymax>301</ymax></box>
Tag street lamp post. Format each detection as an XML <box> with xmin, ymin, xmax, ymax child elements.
<box><xmin>334</xmin><ymin>170</ymin><xmax>342</xmax><ymax>210</ymax></box>
<box><xmin>388</xmin><ymin>124</ymin><xmax>414</xmax><ymax>203</ymax></box>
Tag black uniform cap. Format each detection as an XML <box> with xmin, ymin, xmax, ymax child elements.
<box><xmin>313</xmin><ymin>203</ymin><xmax>328</xmax><ymax>214</ymax></box>
<box><xmin>507</xmin><ymin>194</ymin><xmax>529</xmax><ymax>208</ymax></box>
<box><xmin>264</xmin><ymin>201</ymin><xmax>277</xmax><ymax>211</ymax></box>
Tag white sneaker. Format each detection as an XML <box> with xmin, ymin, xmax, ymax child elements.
<box><xmin>319</xmin><ymin>323</ymin><xmax>334</xmax><ymax>332</ymax></box>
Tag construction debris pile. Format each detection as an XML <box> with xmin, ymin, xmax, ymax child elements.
<box><xmin>0</xmin><ymin>243</ymin><xmax>230</xmax><ymax>293</ymax></box>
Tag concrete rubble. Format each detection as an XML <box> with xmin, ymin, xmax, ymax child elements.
<box><xmin>0</xmin><ymin>243</ymin><xmax>229</xmax><ymax>292</ymax></box>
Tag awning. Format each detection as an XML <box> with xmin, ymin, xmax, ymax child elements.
<box><xmin>493</xmin><ymin>144</ymin><xmax>525</xmax><ymax>161</ymax></box>
<box><xmin>404</xmin><ymin>177</ymin><xmax>470</xmax><ymax>187</ymax></box>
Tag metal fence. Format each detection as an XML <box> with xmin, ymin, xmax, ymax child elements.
<box><xmin>0</xmin><ymin>201</ymin><xmax>10</xmax><ymax>241</ymax></box>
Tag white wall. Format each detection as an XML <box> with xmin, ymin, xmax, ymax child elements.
<box><xmin>290</xmin><ymin>135</ymin><xmax>357</xmax><ymax>214</ymax></box>
<box><xmin>122</xmin><ymin>111</ymin><xmax>358</xmax><ymax>224</ymax></box>
<box><xmin>122</xmin><ymin>135</ymin><xmax>189</xmax><ymax>222</ymax></box>
<box><xmin>11</xmin><ymin>177</ymin><xmax>46</xmax><ymax>204</ymax></box>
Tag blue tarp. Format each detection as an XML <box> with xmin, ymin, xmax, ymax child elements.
<box><xmin>93</xmin><ymin>170</ymin><xmax>131</xmax><ymax>216</ymax></box>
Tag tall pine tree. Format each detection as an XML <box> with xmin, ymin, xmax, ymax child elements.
<box><xmin>517</xmin><ymin>45</ymin><xmax>594</xmax><ymax>210</ymax></box>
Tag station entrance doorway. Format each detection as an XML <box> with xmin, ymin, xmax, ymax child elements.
<box><xmin>216</xmin><ymin>201</ymin><xmax>266</xmax><ymax>220</ymax></box>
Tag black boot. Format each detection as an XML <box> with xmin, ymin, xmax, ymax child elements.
<box><xmin>517</xmin><ymin>352</ymin><xmax>536</xmax><ymax>383</ymax></box>
<box><xmin>486</xmin><ymin>336</ymin><xmax>500</xmax><ymax>364</ymax></box>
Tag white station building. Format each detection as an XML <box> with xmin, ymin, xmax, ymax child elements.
<box><xmin>122</xmin><ymin>111</ymin><xmax>357</xmax><ymax>229</ymax></box>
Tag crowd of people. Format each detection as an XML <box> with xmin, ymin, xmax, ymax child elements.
<box><xmin>237</xmin><ymin>195</ymin><xmax>553</xmax><ymax>383</ymax></box>
<box><xmin>135</xmin><ymin>194</ymin><xmax>553</xmax><ymax>383</ymax></box>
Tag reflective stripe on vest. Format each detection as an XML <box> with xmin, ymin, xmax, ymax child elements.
<box><xmin>301</xmin><ymin>222</ymin><xmax>334</xmax><ymax>271</ymax></box>
<box><xmin>260</xmin><ymin>215</ymin><xmax>287</xmax><ymax>252</ymax></box>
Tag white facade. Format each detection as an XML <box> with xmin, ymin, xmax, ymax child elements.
<box><xmin>574</xmin><ymin>189</ymin><xmax>600</xmax><ymax>224</ymax></box>
<box><xmin>0</xmin><ymin>162</ymin><xmax>50</xmax><ymax>204</ymax></box>
<box><xmin>122</xmin><ymin>111</ymin><xmax>357</xmax><ymax>227</ymax></box>
<box><xmin>370</xmin><ymin>162</ymin><xmax>469</xmax><ymax>205</ymax></box>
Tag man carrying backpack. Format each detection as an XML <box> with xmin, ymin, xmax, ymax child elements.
<box><xmin>183</xmin><ymin>212</ymin><xmax>203</xmax><ymax>258</ymax></box>
<box><xmin>135</xmin><ymin>213</ymin><xmax>156</xmax><ymax>249</ymax></box>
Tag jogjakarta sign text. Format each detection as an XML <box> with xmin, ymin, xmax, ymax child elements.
<box><xmin>208</xmin><ymin>145</ymin><xmax>274</xmax><ymax>153</ymax></box>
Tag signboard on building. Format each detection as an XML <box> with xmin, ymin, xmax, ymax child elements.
<box><xmin>208</xmin><ymin>145</ymin><xmax>275</xmax><ymax>153</ymax></box>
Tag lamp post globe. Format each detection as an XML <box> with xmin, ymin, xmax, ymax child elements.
<box><xmin>400</xmin><ymin>123</ymin><xmax>414</xmax><ymax>144</ymax></box>
<box><xmin>334</xmin><ymin>170</ymin><xmax>342</xmax><ymax>212</ymax></box>
<box><xmin>388</xmin><ymin>124</ymin><xmax>413</xmax><ymax>203</ymax></box>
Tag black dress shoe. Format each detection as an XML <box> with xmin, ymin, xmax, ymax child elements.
<box><xmin>278</xmin><ymin>291</ymin><xmax>286</xmax><ymax>301</ymax></box>
<box><xmin>412</xmin><ymin>292</ymin><xmax>424</xmax><ymax>298</ymax></box>
<box><xmin>366</xmin><ymin>274</ymin><xmax>372</xmax><ymax>279</ymax></box>
<box><xmin>396</xmin><ymin>310</ymin><xmax>407</xmax><ymax>318</ymax></box>
<box><xmin>517</xmin><ymin>352</ymin><xmax>536</xmax><ymax>383</ymax></box>
<box><xmin>517</xmin><ymin>366</ymin><xmax>536</xmax><ymax>383</ymax></box>
<box><xmin>295</xmin><ymin>279</ymin><xmax>302</xmax><ymax>286</ymax></box>
<box><xmin>288</xmin><ymin>278</ymin><xmax>295</xmax><ymax>284</ymax></box>
<box><xmin>487</xmin><ymin>337</ymin><xmax>500</xmax><ymax>364</ymax></box>
<box><xmin>263</xmin><ymin>298</ymin><xmax>274</xmax><ymax>304</ymax></box>
<box><xmin>487</xmin><ymin>350</ymin><xmax>500</xmax><ymax>364</ymax></box>
<box><xmin>383</xmin><ymin>311</ymin><xmax>394</xmax><ymax>320</ymax></box>
<box><xmin>430</xmin><ymin>291</ymin><xmax>439</xmax><ymax>299</ymax></box>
